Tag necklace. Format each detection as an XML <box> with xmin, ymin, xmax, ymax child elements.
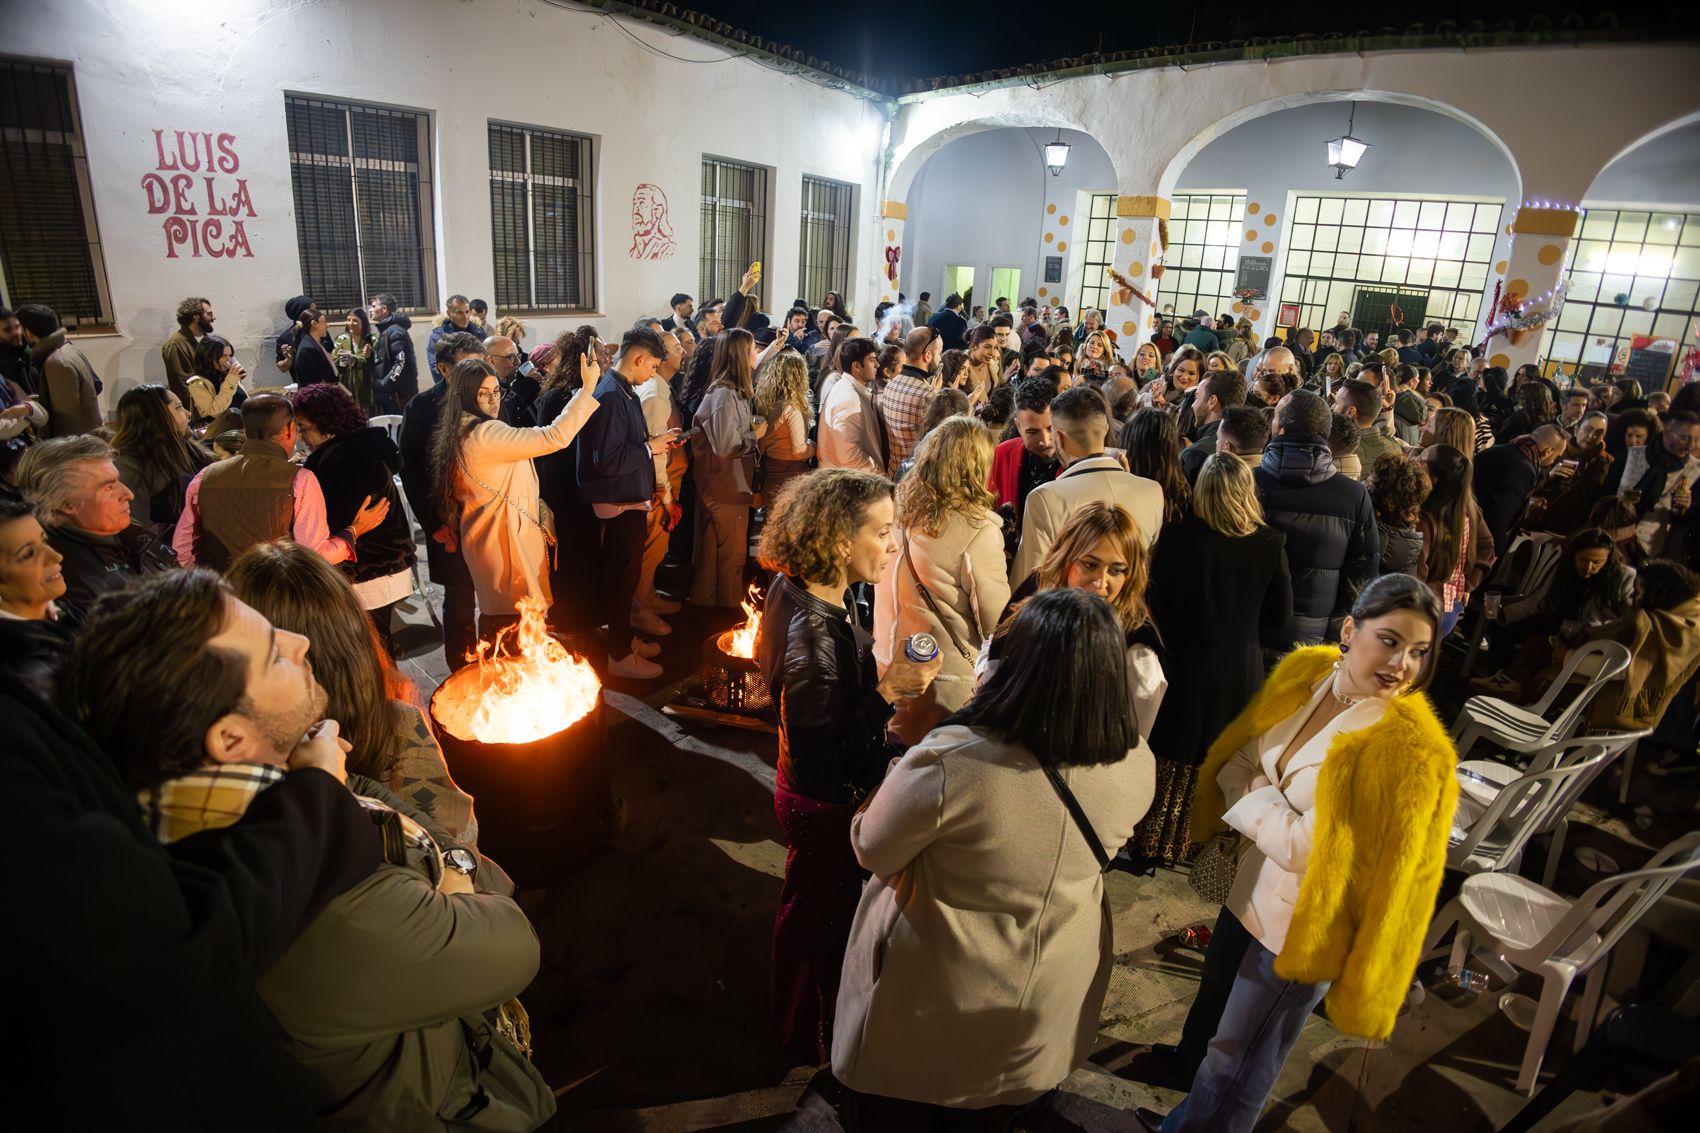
<box><xmin>1330</xmin><ymin>670</ymin><xmax>1365</xmax><ymax>707</ymax></box>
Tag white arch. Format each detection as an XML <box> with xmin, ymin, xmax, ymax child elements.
<box><xmin>1155</xmin><ymin>88</ymin><xmax>1522</xmax><ymax>202</ymax></box>
<box><xmin>1590</xmin><ymin>108</ymin><xmax>1700</xmax><ymax>187</ymax></box>
<box><xmin>887</xmin><ymin>109</ymin><xmax>1115</xmax><ymax>204</ymax></box>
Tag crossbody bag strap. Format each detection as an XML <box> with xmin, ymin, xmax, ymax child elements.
<box><xmin>461</xmin><ymin>463</ymin><xmax>558</xmax><ymax>566</ymax></box>
<box><xmin>1041</xmin><ymin>763</ymin><xmax>1111</xmax><ymax>873</ymax></box>
<box><xmin>901</xmin><ymin>533</ymin><xmax>977</xmax><ymax>661</ymax></box>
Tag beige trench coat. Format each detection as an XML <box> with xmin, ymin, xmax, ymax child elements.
<box><xmin>832</xmin><ymin>725</ymin><xmax>1156</xmax><ymax>1108</ymax></box>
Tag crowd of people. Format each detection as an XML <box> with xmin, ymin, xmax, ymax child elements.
<box><xmin>4</xmin><ymin>271</ymin><xmax>1699</xmax><ymax>1131</ymax></box>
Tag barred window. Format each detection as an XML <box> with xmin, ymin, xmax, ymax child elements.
<box><xmin>489</xmin><ymin>122</ymin><xmax>595</xmax><ymax>313</ymax></box>
<box><xmin>1075</xmin><ymin>192</ymin><xmax>1118</xmax><ymax>314</ymax></box>
<box><xmin>0</xmin><ymin>58</ymin><xmax>113</xmax><ymax>327</ymax></box>
<box><xmin>798</xmin><ymin>175</ymin><xmax>852</xmax><ymax>308</ymax></box>
<box><xmin>701</xmin><ymin>157</ymin><xmax>769</xmax><ymax>304</ymax></box>
<box><xmin>284</xmin><ymin>94</ymin><xmax>436</xmax><ymax>313</ymax></box>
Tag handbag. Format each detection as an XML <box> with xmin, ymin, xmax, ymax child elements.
<box><xmin>462</xmin><ymin>463</ymin><xmax>558</xmax><ymax>566</ymax></box>
<box><xmin>1041</xmin><ymin>764</ymin><xmax>1111</xmax><ymax>874</ymax></box>
<box><xmin>1187</xmin><ymin>831</ymin><xmax>1241</xmax><ymax>904</ymax></box>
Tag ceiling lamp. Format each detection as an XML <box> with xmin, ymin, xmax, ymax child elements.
<box><xmin>1326</xmin><ymin>103</ymin><xmax>1370</xmax><ymax>180</ymax></box>
<box><xmin>1044</xmin><ymin>133</ymin><xmax>1071</xmax><ymax>177</ymax></box>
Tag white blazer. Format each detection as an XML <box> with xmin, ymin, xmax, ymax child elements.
<box><xmin>1010</xmin><ymin>455</ymin><xmax>1165</xmax><ymax>584</ymax></box>
<box><xmin>1217</xmin><ymin>674</ymin><xmax>1387</xmax><ymax>954</ymax></box>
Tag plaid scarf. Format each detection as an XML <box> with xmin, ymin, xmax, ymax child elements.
<box><xmin>138</xmin><ymin>763</ymin><xmax>287</xmax><ymax>845</ymax></box>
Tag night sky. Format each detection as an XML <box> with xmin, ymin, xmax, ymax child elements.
<box><xmin>674</xmin><ymin>1</ymin><xmax>1671</xmax><ymax>87</ymax></box>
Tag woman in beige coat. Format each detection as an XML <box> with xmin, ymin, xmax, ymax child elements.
<box><xmin>874</xmin><ymin>416</ymin><xmax>1008</xmax><ymax>745</ymax></box>
<box><xmin>833</xmin><ymin>589</ymin><xmax>1156</xmax><ymax>1128</ymax></box>
<box><xmin>430</xmin><ymin>357</ymin><xmax>599</xmax><ymax>634</ymax></box>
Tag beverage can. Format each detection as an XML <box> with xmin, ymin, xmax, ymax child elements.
<box><xmin>903</xmin><ymin>633</ymin><xmax>940</xmax><ymax>663</ymax></box>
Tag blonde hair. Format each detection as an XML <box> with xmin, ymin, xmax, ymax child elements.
<box><xmin>1429</xmin><ymin>406</ymin><xmax>1476</xmax><ymax>459</ymax></box>
<box><xmin>1205</xmin><ymin>350</ymin><xmax>1236</xmax><ymax>373</ymax></box>
<box><xmin>1193</xmin><ymin>452</ymin><xmax>1265</xmax><ymax>537</ymax></box>
<box><xmin>1377</xmin><ymin>347</ymin><xmax>1400</xmax><ymax>369</ymax></box>
<box><xmin>895</xmin><ymin>416</ymin><xmax>995</xmax><ymax>537</ymax></box>
<box><xmin>1133</xmin><ymin>342</ymin><xmax>1161</xmax><ymax>373</ymax></box>
<box><xmin>1075</xmin><ymin>329</ymin><xmax>1116</xmax><ymax>375</ymax></box>
<box><xmin>495</xmin><ymin>316</ymin><xmax>526</xmax><ymax>344</ymax></box>
<box><xmin>1034</xmin><ymin>501</ymin><xmax>1150</xmax><ymax>633</ymax></box>
<box><xmin>754</xmin><ymin>351</ymin><xmax>809</xmax><ymax>424</ymax></box>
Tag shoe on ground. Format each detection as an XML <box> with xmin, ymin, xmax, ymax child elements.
<box><xmin>1135</xmin><ymin>1107</ymin><xmax>1168</xmax><ymax>1132</ymax></box>
<box><xmin>631</xmin><ymin>606</ymin><xmax>673</xmax><ymax>636</ymax></box>
<box><xmin>647</xmin><ymin>595</ymin><xmax>683</xmax><ymax>615</ymax></box>
<box><xmin>608</xmin><ymin>652</ymin><xmax>663</xmax><ymax>680</ymax></box>
<box><xmin>633</xmin><ymin>638</ymin><xmax>663</xmax><ymax>659</ymax></box>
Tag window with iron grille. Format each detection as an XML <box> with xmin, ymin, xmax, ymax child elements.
<box><xmin>701</xmin><ymin>157</ymin><xmax>769</xmax><ymax>304</ymax></box>
<box><xmin>489</xmin><ymin>122</ymin><xmax>595</xmax><ymax>313</ymax></box>
<box><xmin>1277</xmin><ymin>194</ymin><xmax>1502</xmax><ymax>338</ymax></box>
<box><xmin>1162</xmin><ymin>192</ymin><xmax>1248</xmax><ymax>326</ymax></box>
<box><xmin>1075</xmin><ymin>192</ymin><xmax>1118</xmax><ymax>315</ymax></box>
<box><xmin>1542</xmin><ymin>207</ymin><xmax>1700</xmax><ymax>384</ymax></box>
<box><xmin>798</xmin><ymin>175</ymin><xmax>852</xmax><ymax>308</ymax></box>
<box><xmin>284</xmin><ymin>94</ymin><xmax>436</xmax><ymax>314</ymax></box>
<box><xmin>0</xmin><ymin>58</ymin><xmax>113</xmax><ymax>327</ymax></box>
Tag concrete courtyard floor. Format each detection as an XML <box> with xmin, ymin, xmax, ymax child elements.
<box><xmin>382</xmin><ymin>568</ymin><xmax>1695</xmax><ymax>1133</ymax></box>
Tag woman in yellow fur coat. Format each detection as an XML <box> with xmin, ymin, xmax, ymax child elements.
<box><xmin>1142</xmin><ymin>573</ymin><xmax>1458</xmax><ymax>1133</ymax></box>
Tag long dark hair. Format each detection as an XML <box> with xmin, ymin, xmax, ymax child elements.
<box><xmin>950</xmin><ymin>587</ymin><xmax>1136</xmax><ymax>767</ymax></box>
<box><xmin>1547</xmin><ymin>527</ymin><xmax>1627</xmax><ymax>613</ymax></box>
<box><xmin>110</xmin><ymin>384</ymin><xmax>211</xmax><ymax>486</ymax></box>
<box><xmin>1348</xmin><ymin>572</ymin><xmax>1444</xmax><ymax>692</ymax></box>
<box><xmin>292</xmin><ymin>306</ymin><xmax>324</xmax><ymax>352</ymax></box>
<box><xmin>709</xmin><ymin>327</ymin><xmax>755</xmax><ymax>398</ymax></box>
<box><xmin>1119</xmin><ymin>407</ymin><xmax>1191</xmax><ymax>525</ymax></box>
<box><xmin>191</xmin><ymin>334</ymin><xmax>233</xmax><ymax>382</ymax></box>
<box><xmin>429</xmin><ymin>358</ymin><xmax>496</xmax><ymax>525</ymax></box>
<box><xmin>1419</xmin><ymin>444</ymin><xmax>1472</xmax><ymax>583</ymax></box>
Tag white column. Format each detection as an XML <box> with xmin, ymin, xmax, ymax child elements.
<box><xmin>1483</xmin><ymin>202</ymin><xmax>1580</xmax><ymax>371</ymax></box>
<box><xmin>1104</xmin><ymin>195</ymin><xmax>1169</xmax><ymax>357</ymax></box>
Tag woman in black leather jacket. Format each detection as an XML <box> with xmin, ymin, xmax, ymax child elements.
<box><xmin>754</xmin><ymin>468</ymin><xmax>940</xmax><ymax>1065</ymax></box>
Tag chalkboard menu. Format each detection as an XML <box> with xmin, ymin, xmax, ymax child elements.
<box><xmin>1235</xmin><ymin>255</ymin><xmax>1272</xmax><ymax>299</ymax></box>
<box><xmin>1045</xmin><ymin>255</ymin><xmax>1063</xmax><ymax>283</ymax></box>
<box><xmin>1624</xmin><ymin>346</ymin><xmax>1674</xmax><ymax>388</ymax></box>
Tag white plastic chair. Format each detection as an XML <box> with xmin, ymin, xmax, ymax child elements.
<box><xmin>1462</xmin><ymin>532</ymin><xmax>1561</xmax><ymax>677</ymax></box>
<box><xmin>1449</xmin><ymin>733</ymin><xmax>1641</xmax><ymax>884</ymax></box>
<box><xmin>1451</xmin><ymin>640</ymin><xmax>1632</xmax><ymax>761</ymax></box>
<box><xmin>1424</xmin><ymin>831</ymin><xmax>1700</xmax><ymax>1095</ymax></box>
<box><xmin>370</xmin><ymin>413</ymin><xmax>404</xmax><ymax>447</ymax></box>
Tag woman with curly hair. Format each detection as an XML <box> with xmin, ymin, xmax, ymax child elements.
<box><xmin>536</xmin><ymin>330</ymin><xmax>606</xmax><ymax>635</ymax></box>
<box><xmin>291</xmin><ymin>382</ymin><xmax>416</xmax><ymax>647</ymax></box>
<box><xmin>755</xmin><ymin>468</ymin><xmax>942</xmax><ymax>1064</ymax></box>
<box><xmin>876</xmin><ymin>416</ymin><xmax>1007</xmax><ymax>744</ymax></box>
<box><xmin>754</xmin><ymin>351</ymin><xmax>815</xmax><ymax>505</ymax></box>
<box><xmin>110</xmin><ymin>383</ymin><xmax>215</xmax><ymax>539</ymax></box>
<box><xmin>1119</xmin><ymin>407</ymin><xmax>1192</xmax><ymax>527</ymax></box>
<box><xmin>1366</xmin><ymin>450</ymin><xmax>1431</xmax><ymax>577</ymax></box>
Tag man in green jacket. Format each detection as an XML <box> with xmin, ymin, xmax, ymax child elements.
<box><xmin>161</xmin><ymin>295</ymin><xmax>214</xmax><ymax>407</ymax></box>
<box><xmin>70</xmin><ymin>569</ymin><xmax>555</xmax><ymax>1130</ymax></box>
<box><xmin>15</xmin><ymin>303</ymin><xmax>101</xmax><ymax>437</ymax></box>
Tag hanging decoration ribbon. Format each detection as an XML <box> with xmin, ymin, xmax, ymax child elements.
<box><xmin>1389</xmin><ymin>301</ymin><xmax>1405</xmax><ymax>327</ymax></box>
<box><xmin>884</xmin><ymin>245</ymin><xmax>900</xmax><ymax>284</ymax></box>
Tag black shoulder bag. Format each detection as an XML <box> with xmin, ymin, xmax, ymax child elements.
<box><xmin>1041</xmin><ymin>764</ymin><xmax>1112</xmax><ymax>873</ymax></box>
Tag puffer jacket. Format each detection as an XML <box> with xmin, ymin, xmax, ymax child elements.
<box><xmin>1255</xmin><ymin>435</ymin><xmax>1380</xmax><ymax>644</ymax></box>
<box><xmin>1377</xmin><ymin>522</ymin><xmax>1425</xmax><ymax>578</ymax></box>
<box><xmin>303</xmin><ymin>425</ymin><xmax>416</xmax><ymax>584</ymax></box>
<box><xmin>373</xmin><ymin>312</ymin><xmax>418</xmax><ymax>407</ymax></box>
<box><xmin>757</xmin><ymin>573</ymin><xmax>898</xmax><ymax>805</ymax></box>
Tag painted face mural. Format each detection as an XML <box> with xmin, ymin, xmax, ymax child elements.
<box><xmin>630</xmin><ymin>183</ymin><xmax>676</xmax><ymax>260</ymax></box>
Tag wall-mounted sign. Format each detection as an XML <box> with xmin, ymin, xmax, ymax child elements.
<box><xmin>1620</xmin><ymin>334</ymin><xmax>1677</xmax><ymax>388</ymax></box>
<box><xmin>141</xmin><ymin>129</ymin><xmax>255</xmax><ymax>258</ymax></box>
<box><xmin>1277</xmin><ymin>302</ymin><xmax>1301</xmax><ymax>327</ymax></box>
<box><xmin>1044</xmin><ymin>256</ymin><xmax>1063</xmax><ymax>284</ymax></box>
<box><xmin>1234</xmin><ymin>255</ymin><xmax>1272</xmax><ymax>299</ymax></box>
<box><xmin>630</xmin><ymin>183</ymin><xmax>676</xmax><ymax>259</ymax></box>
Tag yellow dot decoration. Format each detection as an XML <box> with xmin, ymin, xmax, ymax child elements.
<box><xmin>885</xmin><ymin>228</ymin><xmax>895</xmax><ymax>241</ymax></box>
<box><xmin>1506</xmin><ymin>277</ymin><xmax>1530</xmax><ymax>300</ymax></box>
<box><xmin>1264</xmin><ymin>213</ymin><xmax>1277</xmax><ymax>226</ymax></box>
<box><xmin>1261</xmin><ymin>241</ymin><xmax>1274</xmax><ymax>254</ymax></box>
<box><xmin>1245</xmin><ymin>230</ymin><xmax>1258</xmax><ymax>242</ymax></box>
<box><xmin>1152</xmin><ymin>241</ymin><xmax>1161</xmax><ymax>257</ymax></box>
<box><xmin>1120</xmin><ymin>229</ymin><xmax>1136</xmax><ymax>244</ymax></box>
<box><xmin>1247</xmin><ymin>307</ymin><xmax>1261</xmax><ymax>321</ymax></box>
<box><xmin>1537</xmin><ymin>243</ymin><xmax>1564</xmax><ymax>266</ymax></box>
<box><xmin>1248</xmin><ymin>201</ymin><xmax>1261</xmax><ymax>214</ymax></box>
<box><xmin>1495</xmin><ymin>260</ymin><xmax>1507</xmax><ymax>274</ymax></box>
<box><xmin>1057</xmin><ymin>241</ymin><xmax>1067</xmax><ymax>252</ymax></box>
<box><xmin>1129</xmin><ymin>261</ymin><xmax>1144</xmax><ymax>276</ymax></box>
<box><xmin>1044</xmin><ymin>232</ymin><xmax>1054</xmax><ymax>243</ymax></box>
<box><xmin>1489</xmin><ymin>352</ymin><xmax>1511</xmax><ymax>368</ymax></box>
<box><xmin>1232</xmin><ymin>301</ymin><xmax>1244</xmax><ymax>313</ymax></box>
<box><xmin>1058</xmin><ymin>215</ymin><xmax>1069</xmax><ymax>226</ymax></box>
<box><xmin>1122</xmin><ymin>321</ymin><xmax>1138</xmax><ymax>336</ymax></box>
<box><xmin>1037</xmin><ymin>287</ymin><xmax>1048</xmax><ymax>298</ymax></box>
<box><xmin>1046</xmin><ymin>203</ymin><xmax>1057</xmax><ymax>214</ymax></box>
<box><xmin>882</xmin><ymin>294</ymin><xmax>893</xmax><ymax>303</ymax></box>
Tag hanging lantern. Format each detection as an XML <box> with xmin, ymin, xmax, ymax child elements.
<box><xmin>1044</xmin><ymin>133</ymin><xmax>1071</xmax><ymax>177</ymax></box>
<box><xmin>1326</xmin><ymin>103</ymin><xmax>1370</xmax><ymax>180</ymax></box>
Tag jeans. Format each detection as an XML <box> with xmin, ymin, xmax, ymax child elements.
<box><xmin>1441</xmin><ymin>600</ymin><xmax>1463</xmax><ymax>639</ymax></box>
<box><xmin>1173</xmin><ymin>907</ymin><xmax>1257</xmax><ymax>1080</ymax></box>
<box><xmin>1164</xmin><ymin>940</ymin><xmax>1328</xmax><ymax>1133</ymax></box>
<box><xmin>600</xmin><ymin>508</ymin><xmax>648</xmax><ymax>658</ymax></box>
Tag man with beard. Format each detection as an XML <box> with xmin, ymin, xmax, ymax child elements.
<box><xmin>162</xmin><ymin>296</ymin><xmax>215</xmax><ymax>407</ymax></box>
<box><xmin>62</xmin><ymin>569</ymin><xmax>551</xmax><ymax>1128</ymax></box>
<box><xmin>368</xmin><ymin>291</ymin><xmax>418</xmax><ymax>412</ymax></box>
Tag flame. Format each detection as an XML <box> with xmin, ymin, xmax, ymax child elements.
<box><xmin>720</xmin><ymin>584</ymin><xmax>763</xmax><ymax>659</ymax></box>
<box><xmin>449</xmin><ymin>595</ymin><xmax>601</xmax><ymax>744</ymax></box>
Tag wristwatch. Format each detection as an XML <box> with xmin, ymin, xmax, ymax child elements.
<box><xmin>442</xmin><ymin>847</ymin><xmax>478</xmax><ymax>878</ymax></box>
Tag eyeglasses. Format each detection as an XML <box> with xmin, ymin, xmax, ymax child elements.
<box><xmin>476</xmin><ymin>387</ymin><xmax>500</xmax><ymax>401</ymax></box>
